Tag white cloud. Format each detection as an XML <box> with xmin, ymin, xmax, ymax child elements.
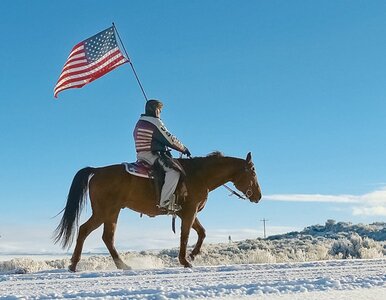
<box><xmin>264</xmin><ymin>187</ymin><xmax>386</xmax><ymax>217</ymax></box>
<box><xmin>264</xmin><ymin>194</ymin><xmax>360</xmax><ymax>203</ymax></box>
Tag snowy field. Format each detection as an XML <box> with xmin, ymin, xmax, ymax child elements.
<box><xmin>0</xmin><ymin>258</ymin><xmax>385</xmax><ymax>299</ymax></box>
<box><xmin>1</xmin><ymin>221</ymin><xmax>385</xmax><ymax>299</ymax></box>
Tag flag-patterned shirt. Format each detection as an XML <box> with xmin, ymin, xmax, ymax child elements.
<box><xmin>133</xmin><ymin>116</ymin><xmax>186</xmax><ymax>153</ymax></box>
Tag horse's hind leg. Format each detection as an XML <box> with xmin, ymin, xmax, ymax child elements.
<box><xmin>189</xmin><ymin>217</ymin><xmax>206</xmax><ymax>261</ymax></box>
<box><xmin>102</xmin><ymin>211</ymin><xmax>131</xmax><ymax>270</ymax></box>
<box><xmin>69</xmin><ymin>215</ymin><xmax>102</xmax><ymax>272</ymax></box>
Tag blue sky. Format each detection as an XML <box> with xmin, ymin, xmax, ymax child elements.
<box><xmin>1</xmin><ymin>0</ymin><xmax>386</xmax><ymax>254</ymax></box>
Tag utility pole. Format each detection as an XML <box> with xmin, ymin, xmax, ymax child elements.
<box><xmin>260</xmin><ymin>219</ymin><xmax>269</xmax><ymax>238</ymax></box>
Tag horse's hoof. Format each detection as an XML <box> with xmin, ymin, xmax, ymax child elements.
<box><xmin>189</xmin><ymin>254</ymin><xmax>195</xmax><ymax>261</ymax></box>
<box><xmin>15</xmin><ymin>268</ymin><xmax>27</xmax><ymax>274</ymax></box>
<box><xmin>184</xmin><ymin>262</ymin><xmax>193</xmax><ymax>268</ymax></box>
<box><xmin>68</xmin><ymin>265</ymin><xmax>76</xmax><ymax>272</ymax></box>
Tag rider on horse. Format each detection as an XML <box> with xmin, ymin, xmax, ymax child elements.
<box><xmin>133</xmin><ymin>99</ymin><xmax>191</xmax><ymax>211</ymax></box>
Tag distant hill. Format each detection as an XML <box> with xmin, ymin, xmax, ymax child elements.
<box><xmin>268</xmin><ymin>220</ymin><xmax>386</xmax><ymax>241</ymax></box>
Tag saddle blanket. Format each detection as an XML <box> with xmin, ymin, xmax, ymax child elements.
<box><xmin>122</xmin><ymin>161</ymin><xmax>153</xmax><ymax>178</ymax></box>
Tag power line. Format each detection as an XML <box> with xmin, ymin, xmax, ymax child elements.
<box><xmin>260</xmin><ymin>218</ymin><xmax>269</xmax><ymax>238</ymax></box>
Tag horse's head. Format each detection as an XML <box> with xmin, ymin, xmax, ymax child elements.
<box><xmin>233</xmin><ymin>152</ymin><xmax>262</xmax><ymax>203</ymax></box>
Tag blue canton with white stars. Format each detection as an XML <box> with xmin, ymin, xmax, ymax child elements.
<box><xmin>83</xmin><ymin>27</ymin><xmax>118</xmax><ymax>63</ymax></box>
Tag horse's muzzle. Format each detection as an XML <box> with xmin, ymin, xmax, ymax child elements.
<box><xmin>249</xmin><ymin>191</ymin><xmax>262</xmax><ymax>203</ymax></box>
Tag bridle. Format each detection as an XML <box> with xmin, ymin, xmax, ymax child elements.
<box><xmin>245</xmin><ymin>184</ymin><xmax>254</xmax><ymax>198</ymax></box>
<box><xmin>223</xmin><ymin>163</ymin><xmax>256</xmax><ymax>200</ymax></box>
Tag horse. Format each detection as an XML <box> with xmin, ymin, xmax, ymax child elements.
<box><xmin>54</xmin><ymin>152</ymin><xmax>262</xmax><ymax>271</ymax></box>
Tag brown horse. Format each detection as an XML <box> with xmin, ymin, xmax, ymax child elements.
<box><xmin>54</xmin><ymin>152</ymin><xmax>262</xmax><ymax>271</ymax></box>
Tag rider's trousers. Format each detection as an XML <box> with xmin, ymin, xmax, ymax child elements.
<box><xmin>137</xmin><ymin>151</ymin><xmax>180</xmax><ymax>207</ymax></box>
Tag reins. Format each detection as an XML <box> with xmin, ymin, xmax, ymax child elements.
<box><xmin>222</xmin><ymin>184</ymin><xmax>246</xmax><ymax>199</ymax></box>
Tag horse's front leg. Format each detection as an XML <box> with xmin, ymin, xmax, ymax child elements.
<box><xmin>178</xmin><ymin>209</ymin><xmax>197</xmax><ymax>268</ymax></box>
<box><xmin>189</xmin><ymin>217</ymin><xmax>206</xmax><ymax>261</ymax></box>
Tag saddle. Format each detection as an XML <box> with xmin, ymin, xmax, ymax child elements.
<box><xmin>123</xmin><ymin>160</ymin><xmax>154</xmax><ymax>178</ymax></box>
<box><xmin>122</xmin><ymin>160</ymin><xmax>188</xmax><ymax>207</ymax></box>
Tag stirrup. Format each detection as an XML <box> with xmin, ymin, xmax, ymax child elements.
<box><xmin>157</xmin><ymin>206</ymin><xmax>181</xmax><ymax>214</ymax></box>
<box><xmin>167</xmin><ymin>203</ymin><xmax>182</xmax><ymax>214</ymax></box>
<box><xmin>158</xmin><ymin>196</ymin><xmax>181</xmax><ymax>214</ymax></box>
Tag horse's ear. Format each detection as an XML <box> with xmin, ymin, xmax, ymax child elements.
<box><xmin>246</xmin><ymin>152</ymin><xmax>252</xmax><ymax>162</ymax></box>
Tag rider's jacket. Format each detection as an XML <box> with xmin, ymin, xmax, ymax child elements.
<box><xmin>133</xmin><ymin>115</ymin><xmax>186</xmax><ymax>153</ymax></box>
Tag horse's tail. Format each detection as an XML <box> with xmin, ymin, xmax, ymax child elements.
<box><xmin>53</xmin><ymin>167</ymin><xmax>94</xmax><ymax>249</ymax></box>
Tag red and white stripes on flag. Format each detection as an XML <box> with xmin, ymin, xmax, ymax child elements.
<box><xmin>54</xmin><ymin>26</ymin><xmax>128</xmax><ymax>98</ymax></box>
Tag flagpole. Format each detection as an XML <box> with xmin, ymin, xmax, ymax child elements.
<box><xmin>112</xmin><ymin>22</ymin><xmax>148</xmax><ymax>102</ymax></box>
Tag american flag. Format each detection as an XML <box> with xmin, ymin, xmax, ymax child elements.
<box><xmin>54</xmin><ymin>26</ymin><xmax>128</xmax><ymax>98</ymax></box>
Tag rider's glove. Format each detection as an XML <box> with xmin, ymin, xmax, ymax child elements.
<box><xmin>184</xmin><ymin>147</ymin><xmax>191</xmax><ymax>157</ymax></box>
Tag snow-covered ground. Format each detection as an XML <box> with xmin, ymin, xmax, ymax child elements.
<box><xmin>0</xmin><ymin>258</ymin><xmax>385</xmax><ymax>299</ymax></box>
<box><xmin>1</xmin><ymin>221</ymin><xmax>385</xmax><ymax>299</ymax></box>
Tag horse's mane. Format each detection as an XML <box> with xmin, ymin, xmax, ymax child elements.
<box><xmin>206</xmin><ymin>151</ymin><xmax>224</xmax><ymax>158</ymax></box>
<box><xmin>178</xmin><ymin>151</ymin><xmax>224</xmax><ymax>161</ymax></box>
